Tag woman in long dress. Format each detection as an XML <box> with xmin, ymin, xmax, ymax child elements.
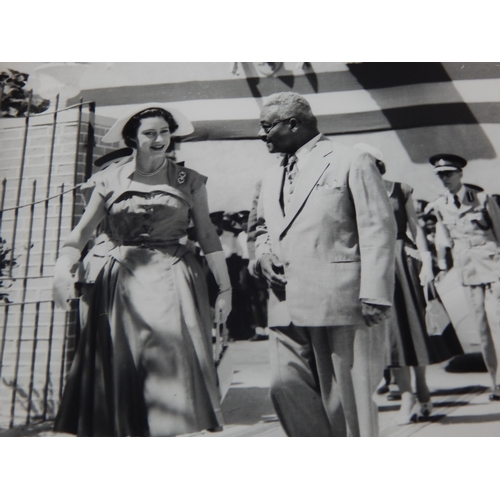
<box><xmin>52</xmin><ymin>103</ymin><xmax>232</xmax><ymax>436</ymax></box>
<box><xmin>355</xmin><ymin>144</ymin><xmax>454</xmax><ymax>424</ymax></box>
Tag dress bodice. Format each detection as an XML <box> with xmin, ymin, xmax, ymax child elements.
<box><xmin>86</xmin><ymin>157</ymin><xmax>207</xmax><ymax>247</ymax></box>
<box><xmin>108</xmin><ymin>189</ymin><xmax>191</xmax><ymax>245</ymax></box>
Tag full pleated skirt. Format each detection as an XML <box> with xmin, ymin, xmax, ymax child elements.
<box><xmin>381</xmin><ymin>241</ymin><xmax>462</xmax><ymax>367</ymax></box>
<box><xmin>54</xmin><ymin>245</ymin><xmax>223</xmax><ymax>436</ymax></box>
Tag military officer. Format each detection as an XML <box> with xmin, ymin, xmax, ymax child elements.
<box><xmin>431</xmin><ymin>153</ymin><xmax>500</xmax><ymax>401</ymax></box>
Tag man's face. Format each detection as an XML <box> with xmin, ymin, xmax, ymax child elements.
<box><xmin>258</xmin><ymin>106</ymin><xmax>296</xmax><ymax>154</ymax></box>
<box><xmin>437</xmin><ymin>170</ymin><xmax>463</xmax><ymax>194</ymax></box>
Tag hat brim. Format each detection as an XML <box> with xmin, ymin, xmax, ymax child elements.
<box><xmin>353</xmin><ymin>143</ymin><xmax>384</xmax><ymax>162</ymax></box>
<box><xmin>101</xmin><ymin>103</ymin><xmax>194</xmax><ymax>144</ymax></box>
<box><xmin>434</xmin><ymin>166</ymin><xmax>461</xmax><ymax>173</ymax></box>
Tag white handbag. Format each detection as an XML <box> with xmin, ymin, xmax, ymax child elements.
<box><xmin>425</xmin><ymin>282</ymin><xmax>450</xmax><ymax>337</ymax></box>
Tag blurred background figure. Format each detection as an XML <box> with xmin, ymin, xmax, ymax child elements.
<box><xmin>221</xmin><ymin>212</ymin><xmax>253</xmax><ymax>340</ymax></box>
<box><xmin>355</xmin><ymin>144</ymin><xmax>461</xmax><ymax>424</ymax></box>
<box><xmin>246</xmin><ymin>180</ymin><xmax>270</xmax><ymax>341</ymax></box>
<box><xmin>207</xmin><ymin>206</ymin><xmax>270</xmax><ymax>341</ymax></box>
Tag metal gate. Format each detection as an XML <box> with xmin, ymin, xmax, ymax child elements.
<box><xmin>0</xmin><ymin>94</ymin><xmax>95</xmax><ymax>429</ymax></box>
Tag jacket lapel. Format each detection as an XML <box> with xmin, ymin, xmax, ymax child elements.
<box><xmin>279</xmin><ymin>137</ymin><xmax>333</xmax><ymax>237</ymax></box>
<box><xmin>264</xmin><ymin>161</ymin><xmax>287</xmax><ymax>229</ymax></box>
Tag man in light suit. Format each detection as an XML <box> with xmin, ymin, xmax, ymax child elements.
<box><xmin>254</xmin><ymin>92</ymin><xmax>396</xmax><ymax>436</ymax></box>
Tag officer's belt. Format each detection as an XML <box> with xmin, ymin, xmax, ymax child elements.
<box><xmin>453</xmin><ymin>235</ymin><xmax>495</xmax><ymax>248</ymax></box>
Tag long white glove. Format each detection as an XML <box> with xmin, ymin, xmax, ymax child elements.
<box><xmin>205</xmin><ymin>250</ymin><xmax>232</xmax><ymax>323</ymax></box>
<box><xmin>52</xmin><ymin>246</ymin><xmax>80</xmax><ymax>311</ymax></box>
<box><xmin>419</xmin><ymin>251</ymin><xmax>434</xmax><ymax>286</ymax></box>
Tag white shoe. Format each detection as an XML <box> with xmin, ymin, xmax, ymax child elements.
<box><xmin>396</xmin><ymin>393</ymin><xmax>418</xmax><ymax>425</ymax></box>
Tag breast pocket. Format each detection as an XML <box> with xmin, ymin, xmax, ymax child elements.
<box><xmin>315</xmin><ymin>179</ymin><xmax>346</xmax><ymax>194</ymax></box>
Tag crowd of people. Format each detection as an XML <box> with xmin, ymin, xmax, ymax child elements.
<box><xmin>51</xmin><ymin>92</ymin><xmax>500</xmax><ymax>437</ymax></box>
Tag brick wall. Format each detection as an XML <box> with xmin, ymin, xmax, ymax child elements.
<box><xmin>0</xmin><ymin>107</ymin><xmax>116</xmax><ymax>428</ymax></box>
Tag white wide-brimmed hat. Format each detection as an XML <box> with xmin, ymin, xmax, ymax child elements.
<box><xmin>101</xmin><ymin>102</ymin><xmax>194</xmax><ymax>144</ymax></box>
<box><xmin>353</xmin><ymin>142</ymin><xmax>384</xmax><ymax>162</ymax></box>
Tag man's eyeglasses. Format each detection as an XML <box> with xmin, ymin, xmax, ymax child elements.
<box><xmin>259</xmin><ymin>118</ymin><xmax>293</xmax><ymax>134</ymax></box>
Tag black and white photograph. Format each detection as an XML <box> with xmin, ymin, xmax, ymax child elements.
<box><xmin>2</xmin><ymin>60</ymin><xmax>500</xmax><ymax>441</ymax></box>
<box><xmin>2</xmin><ymin>3</ymin><xmax>499</xmax><ymax>496</ymax></box>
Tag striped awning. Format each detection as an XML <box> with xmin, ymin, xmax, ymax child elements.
<box><xmin>69</xmin><ymin>62</ymin><xmax>500</xmax><ymax>163</ymax></box>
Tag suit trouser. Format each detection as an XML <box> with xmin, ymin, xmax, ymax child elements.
<box><xmin>464</xmin><ymin>281</ymin><xmax>500</xmax><ymax>386</ymax></box>
<box><xmin>268</xmin><ymin>324</ymin><xmax>385</xmax><ymax>437</ymax></box>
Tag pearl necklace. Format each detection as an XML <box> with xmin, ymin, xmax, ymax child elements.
<box><xmin>135</xmin><ymin>159</ymin><xmax>166</xmax><ymax>177</ymax></box>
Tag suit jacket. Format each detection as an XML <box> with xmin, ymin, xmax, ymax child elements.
<box><xmin>255</xmin><ymin>136</ymin><xmax>396</xmax><ymax>327</ymax></box>
<box><xmin>433</xmin><ymin>186</ymin><xmax>500</xmax><ymax>285</ymax></box>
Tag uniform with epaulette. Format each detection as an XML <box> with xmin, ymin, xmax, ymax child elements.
<box><xmin>430</xmin><ymin>154</ymin><xmax>500</xmax><ymax>401</ymax></box>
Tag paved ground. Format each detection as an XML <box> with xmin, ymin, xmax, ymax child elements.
<box><xmin>2</xmin><ymin>339</ymin><xmax>500</xmax><ymax>437</ymax></box>
<box><xmin>186</xmin><ymin>340</ymin><xmax>500</xmax><ymax>437</ymax></box>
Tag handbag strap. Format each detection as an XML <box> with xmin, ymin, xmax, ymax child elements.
<box><xmin>214</xmin><ymin>322</ymin><xmax>229</xmax><ymax>367</ymax></box>
<box><xmin>425</xmin><ymin>281</ymin><xmax>439</xmax><ymax>302</ymax></box>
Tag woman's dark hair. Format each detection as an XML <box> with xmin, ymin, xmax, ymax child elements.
<box><xmin>122</xmin><ymin>108</ymin><xmax>179</xmax><ymax>148</ymax></box>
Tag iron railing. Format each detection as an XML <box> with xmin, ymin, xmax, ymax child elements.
<box><xmin>0</xmin><ymin>95</ymin><xmax>95</xmax><ymax>428</ymax></box>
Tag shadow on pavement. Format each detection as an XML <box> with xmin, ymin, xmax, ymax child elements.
<box><xmin>378</xmin><ymin>404</ymin><xmax>401</xmax><ymax>413</ymax></box>
<box><xmin>433</xmin><ymin>401</ymin><xmax>470</xmax><ymax>408</ymax></box>
<box><xmin>0</xmin><ymin>421</ymin><xmax>54</xmax><ymax>437</ymax></box>
<box><xmin>430</xmin><ymin>385</ymin><xmax>489</xmax><ymax>396</ymax></box>
<box><xmin>221</xmin><ymin>387</ymin><xmax>275</xmax><ymax>425</ymax></box>
<box><xmin>445</xmin><ymin>353</ymin><xmax>487</xmax><ymax>373</ymax></box>
<box><xmin>438</xmin><ymin>413</ymin><xmax>500</xmax><ymax>425</ymax></box>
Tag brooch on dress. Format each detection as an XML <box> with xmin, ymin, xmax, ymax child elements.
<box><xmin>177</xmin><ymin>171</ymin><xmax>187</xmax><ymax>184</ymax></box>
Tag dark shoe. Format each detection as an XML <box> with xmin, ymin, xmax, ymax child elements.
<box><xmin>419</xmin><ymin>401</ymin><xmax>433</xmax><ymax>418</ymax></box>
<box><xmin>489</xmin><ymin>385</ymin><xmax>500</xmax><ymax>401</ymax></box>
<box><xmin>376</xmin><ymin>383</ymin><xmax>390</xmax><ymax>395</ymax></box>
<box><xmin>387</xmin><ymin>391</ymin><xmax>401</xmax><ymax>401</ymax></box>
<box><xmin>250</xmin><ymin>334</ymin><xmax>269</xmax><ymax>341</ymax></box>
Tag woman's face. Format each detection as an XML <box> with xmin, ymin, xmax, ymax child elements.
<box><xmin>135</xmin><ymin>116</ymin><xmax>171</xmax><ymax>158</ymax></box>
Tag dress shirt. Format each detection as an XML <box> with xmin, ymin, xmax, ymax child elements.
<box><xmin>293</xmin><ymin>133</ymin><xmax>322</xmax><ymax>173</ymax></box>
<box><xmin>283</xmin><ymin>134</ymin><xmax>322</xmax><ymax>209</ymax></box>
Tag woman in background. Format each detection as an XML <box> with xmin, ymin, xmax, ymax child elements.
<box><xmin>355</xmin><ymin>143</ymin><xmax>437</xmax><ymax>424</ymax></box>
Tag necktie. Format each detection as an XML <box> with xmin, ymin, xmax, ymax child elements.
<box><xmin>453</xmin><ymin>194</ymin><xmax>461</xmax><ymax>208</ymax></box>
<box><xmin>286</xmin><ymin>155</ymin><xmax>298</xmax><ymax>185</ymax></box>
<box><xmin>284</xmin><ymin>155</ymin><xmax>298</xmax><ymax>208</ymax></box>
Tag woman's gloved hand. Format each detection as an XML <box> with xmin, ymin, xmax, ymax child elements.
<box><xmin>205</xmin><ymin>250</ymin><xmax>232</xmax><ymax>324</ymax></box>
<box><xmin>419</xmin><ymin>251</ymin><xmax>434</xmax><ymax>286</ymax></box>
<box><xmin>215</xmin><ymin>288</ymin><xmax>232</xmax><ymax>324</ymax></box>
